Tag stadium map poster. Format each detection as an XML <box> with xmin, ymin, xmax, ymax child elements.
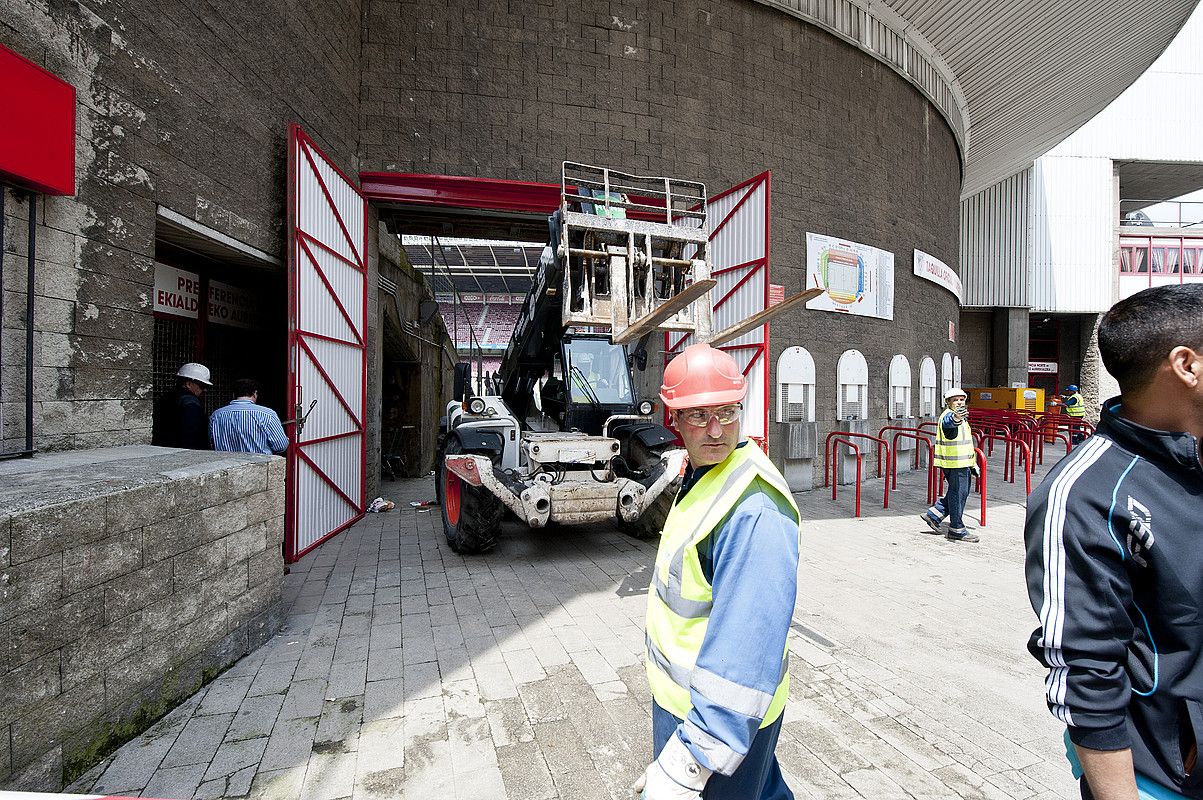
<box><xmin>804</xmin><ymin>232</ymin><xmax>895</xmax><ymax>320</ymax></box>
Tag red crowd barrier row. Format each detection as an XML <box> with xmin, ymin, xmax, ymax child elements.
<box><xmin>975</xmin><ymin>447</ymin><xmax>987</xmax><ymax>526</ymax></box>
<box><xmin>823</xmin><ymin>431</ymin><xmax>891</xmax><ymax>518</ymax></box>
<box><xmin>1001</xmin><ymin>434</ymin><xmax>1033</xmax><ymax>494</ymax></box>
<box><xmin>821</xmin><ymin>418</ymin><xmax>1021</xmax><ymax>525</ymax></box>
<box><xmin>879</xmin><ymin>426</ymin><xmax>938</xmax><ymax>506</ymax></box>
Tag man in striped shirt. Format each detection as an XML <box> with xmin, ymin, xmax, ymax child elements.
<box><xmin>209</xmin><ymin>378</ymin><xmax>289</xmax><ymax>455</ymax></box>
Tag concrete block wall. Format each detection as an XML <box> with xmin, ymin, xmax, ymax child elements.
<box><xmin>374</xmin><ymin>222</ymin><xmax>456</xmax><ymax>474</ymax></box>
<box><xmin>0</xmin><ymin>447</ymin><xmax>286</xmax><ymax>790</ymax></box>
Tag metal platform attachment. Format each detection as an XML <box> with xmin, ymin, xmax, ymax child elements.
<box><xmin>558</xmin><ymin>162</ymin><xmax>715</xmax><ymax>344</ymax></box>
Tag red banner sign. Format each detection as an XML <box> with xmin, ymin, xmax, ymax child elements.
<box><xmin>0</xmin><ymin>44</ymin><xmax>76</xmax><ymax>195</ymax></box>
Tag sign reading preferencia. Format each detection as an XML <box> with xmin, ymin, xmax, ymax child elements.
<box><xmin>153</xmin><ymin>263</ymin><xmax>257</xmax><ymax>328</ymax></box>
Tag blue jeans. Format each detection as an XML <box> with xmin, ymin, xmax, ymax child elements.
<box><xmin>926</xmin><ymin>467</ymin><xmax>971</xmax><ymax>532</ymax></box>
<box><xmin>652</xmin><ymin>702</ymin><xmax>793</xmax><ymax>800</ymax></box>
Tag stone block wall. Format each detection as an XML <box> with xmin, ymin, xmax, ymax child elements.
<box><xmin>0</xmin><ymin>446</ymin><xmax>286</xmax><ymax>790</ymax></box>
<box><xmin>0</xmin><ymin>0</ymin><xmax>363</xmax><ymax>452</ymax></box>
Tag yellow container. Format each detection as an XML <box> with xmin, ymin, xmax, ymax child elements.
<box><xmin>966</xmin><ymin>387</ymin><xmax>1045</xmax><ymax>413</ymax></box>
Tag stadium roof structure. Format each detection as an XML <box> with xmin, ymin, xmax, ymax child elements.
<box><xmin>402</xmin><ymin>236</ymin><xmax>539</xmax><ymax>297</ymax></box>
<box><xmin>825</xmin><ymin>0</ymin><xmax>1202</xmax><ymax>195</ymax></box>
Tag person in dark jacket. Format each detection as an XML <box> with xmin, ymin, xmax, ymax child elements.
<box><xmin>1024</xmin><ymin>284</ymin><xmax>1203</xmax><ymax>800</ymax></box>
<box><xmin>152</xmin><ymin>362</ymin><xmax>212</xmax><ymax>449</ymax></box>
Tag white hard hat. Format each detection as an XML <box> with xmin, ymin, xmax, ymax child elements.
<box><xmin>177</xmin><ymin>362</ymin><xmax>213</xmax><ymax>386</ymax></box>
<box><xmin>943</xmin><ymin>387</ymin><xmax>967</xmax><ymax>401</ymax></box>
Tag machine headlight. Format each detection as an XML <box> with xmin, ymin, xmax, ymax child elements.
<box><xmin>639</xmin><ymin>400</ymin><xmax>655</xmax><ymax>415</ymax></box>
<box><xmin>468</xmin><ymin>397</ymin><xmax>487</xmax><ymax>414</ymax></box>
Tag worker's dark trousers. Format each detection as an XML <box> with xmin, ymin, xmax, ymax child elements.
<box><xmin>928</xmin><ymin>466</ymin><xmax>971</xmax><ymax>532</ymax></box>
<box><xmin>652</xmin><ymin>702</ymin><xmax>793</xmax><ymax>800</ymax></box>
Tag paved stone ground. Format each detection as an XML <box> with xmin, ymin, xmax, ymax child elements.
<box><xmin>72</xmin><ymin>446</ymin><xmax>1079</xmax><ymax>799</ymax></box>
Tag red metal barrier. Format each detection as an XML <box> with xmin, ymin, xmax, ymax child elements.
<box><xmin>969</xmin><ymin>409</ymin><xmax>1043</xmax><ymax>464</ymax></box>
<box><xmin>975</xmin><ymin>447</ymin><xmax>988</xmax><ymax>526</ymax></box>
<box><xmin>823</xmin><ymin>431</ymin><xmax>892</xmax><ymax>517</ymax></box>
<box><xmin>878</xmin><ymin>425</ymin><xmax>937</xmax><ymax>506</ymax></box>
<box><xmin>1037</xmin><ymin>422</ymin><xmax>1073</xmax><ymax>459</ymax></box>
<box><xmin>1001</xmin><ymin>435</ymin><xmax>1033</xmax><ymax>494</ymax></box>
<box><xmin>826</xmin><ymin>436</ymin><xmax>863</xmax><ymax>517</ymax></box>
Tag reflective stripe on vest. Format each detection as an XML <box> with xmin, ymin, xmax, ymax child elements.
<box><xmin>934</xmin><ymin>417</ymin><xmax>974</xmax><ymax>469</ymax></box>
<box><xmin>644</xmin><ymin>442</ymin><xmax>801</xmax><ymax>728</ymax></box>
<box><xmin>646</xmin><ymin>634</ymin><xmax>789</xmax><ymax>718</ymax></box>
<box><xmin>1065</xmin><ymin>393</ymin><xmax>1085</xmax><ymax>418</ymax></box>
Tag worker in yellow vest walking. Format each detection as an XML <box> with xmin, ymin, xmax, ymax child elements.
<box><xmin>920</xmin><ymin>387</ymin><xmax>980</xmax><ymax>542</ymax></box>
<box><xmin>634</xmin><ymin>344</ymin><xmax>802</xmax><ymax>800</ymax></box>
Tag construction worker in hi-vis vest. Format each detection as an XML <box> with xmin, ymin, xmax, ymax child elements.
<box><xmin>920</xmin><ymin>386</ymin><xmax>981</xmax><ymax>542</ymax></box>
<box><xmin>1059</xmin><ymin>384</ymin><xmax>1087</xmax><ymax>443</ymax></box>
<box><xmin>1061</xmin><ymin>384</ymin><xmax>1086</xmax><ymax>418</ymax></box>
<box><xmin>634</xmin><ymin>343</ymin><xmax>802</xmax><ymax>800</ymax></box>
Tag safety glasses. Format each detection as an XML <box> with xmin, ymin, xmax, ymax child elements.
<box><xmin>676</xmin><ymin>403</ymin><xmax>743</xmax><ymax>427</ymax></box>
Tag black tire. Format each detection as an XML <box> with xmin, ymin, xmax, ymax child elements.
<box><xmin>620</xmin><ymin>478</ymin><xmax>680</xmax><ymax>541</ymax></box>
<box><xmin>439</xmin><ymin>437</ymin><xmax>505</xmax><ymax>554</ymax></box>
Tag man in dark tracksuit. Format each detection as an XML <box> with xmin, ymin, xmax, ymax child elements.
<box><xmin>1024</xmin><ymin>284</ymin><xmax>1203</xmax><ymax>800</ymax></box>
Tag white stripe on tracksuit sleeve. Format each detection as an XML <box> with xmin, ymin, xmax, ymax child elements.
<box><xmin>1024</xmin><ymin>436</ymin><xmax>1136</xmax><ymax>749</ymax></box>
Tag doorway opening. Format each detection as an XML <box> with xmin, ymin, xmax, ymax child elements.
<box><xmin>151</xmin><ymin>208</ymin><xmax>286</xmax><ymax>441</ymax></box>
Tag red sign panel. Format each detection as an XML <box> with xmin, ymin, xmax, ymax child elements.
<box><xmin>768</xmin><ymin>283</ymin><xmax>785</xmax><ymax>306</ymax></box>
<box><xmin>0</xmin><ymin>44</ymin><xmax>76</xmax><ymax>196</ymax></box>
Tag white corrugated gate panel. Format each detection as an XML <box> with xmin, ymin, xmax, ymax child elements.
<box><xmin>961</xmin><ymin>168</ymin><xmax>1031</xmax><ymax>308</ymax></box>
<box><xmin>298</xmin><ymin>346</ymin><xmax>358</xmax><ymax>440</ymax></box>
<box><xmin>295</xmin><ymin>457</ymin><xmax>357</xmax><ymax>550</ymax></box>
<box><xmin>304</xmin><ymin>436</ymin><xmax>362</xmax><ymax>507</ymax></box>
<box><xmin>670</xmin><ymin>176</ymin><xmax>770</xmax><ymax>443</ymax></box>
<box><xmin>299</xmin><ymin>152</ymin><xmax>364</xmax><ymax>265</ymax></box>
<box><xmin>298</xmin><ymin>245</ymin><xmax>359</xmax><ymax>342</ymax></box>
<box><xmin>306</xmin><ymin>337</ymin><xmax>364</xmax><ymax>417</ymax></box>
<box><xmin>287</xmin><ymin>127</ymin><xmax>367</xmax><ymax>560</ymax></box>
<box><xmin>716</xmin><ymin>181</ymin><xmax>768</xmax><ymax>442</ymax></box>
<box><xmin>1030</xmin><ymin>156</ymin><xmax>1115</xmax><ymax>313</ymax></box>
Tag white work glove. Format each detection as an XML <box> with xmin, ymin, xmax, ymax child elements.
<box><xmin>632</xmin><ymin>733</ymin><xmax>712</xmax><ymax>799</ymax></box>
<box><xmin>970</xmin><ymin>464</ymin><xmax>980</xmax><ymax>478</ymax></box>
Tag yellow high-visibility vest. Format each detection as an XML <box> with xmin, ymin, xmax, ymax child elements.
<box><xmin>934</xmin><ymin>415</ymin><xmax>974</xmax><ymax>469</ymax></box>
<box><xmin>644</xmin><ymin>443</ymin><xmax>801</xmax><ymax>729</ymax></box>
<box><xmin>1065</xmin><ymin>392</ymin><xmax>1085</xmax><ymax>418</ymax></box>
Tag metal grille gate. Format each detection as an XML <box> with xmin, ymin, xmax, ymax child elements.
<box><xmin>285</xmin><ymin>125</ymin><xmax>368</xmax><ymax>561</ymax></box>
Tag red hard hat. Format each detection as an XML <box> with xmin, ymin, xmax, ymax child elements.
<box><xmin>659</xmin><ymin>344</ymin><xmax>747</xmax><ymax>409</ymax></box>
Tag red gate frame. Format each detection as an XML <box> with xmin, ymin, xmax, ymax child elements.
<box><xmin>285</xmin><ymin>124</ymin><xmax>368</xmax><ymax>562</ymax></box>
<box><xmin>666</xmin><ymin>172</ymin><xmax>771</xmax><ymax>449</ymax></box>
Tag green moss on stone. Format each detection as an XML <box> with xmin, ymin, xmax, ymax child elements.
<box><xmin>62</xmin><ymin>657</ymin><xmax>237</xmax><ymax>784</ymax></box>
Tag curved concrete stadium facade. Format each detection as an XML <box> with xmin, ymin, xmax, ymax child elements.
<box><xmin>0</xmin><ymin>0</ymin><xmax>1194</xmax><ymax>464</ymax></box>
<box><xmin>362</xmin><ymin>0</ymin><xmax>962</xmax><ymax>463</ymax></box>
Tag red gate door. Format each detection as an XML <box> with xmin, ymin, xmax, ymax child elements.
<box><xmin>285</xmin><ymin>125</ymin><xmax>367</xmax><ymax>561</ymax></box>
<box><xmin>668</xmin><ymin>173</ymin><xmax>771</xmax><ymax>448</ymax></box>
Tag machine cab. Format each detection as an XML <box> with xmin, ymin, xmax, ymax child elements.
<box><xmin>533</xmin><ymin>334</ymin><xmax>638</xmax><ymax>434</ymax></box>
